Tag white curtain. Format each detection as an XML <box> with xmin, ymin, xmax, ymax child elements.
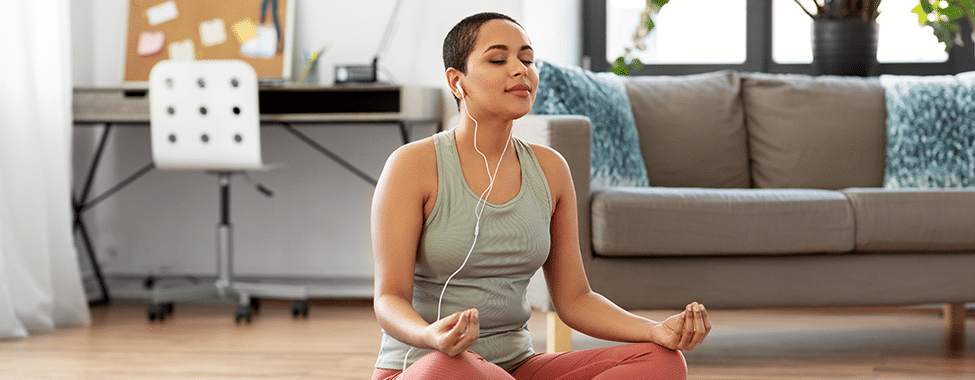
<box><xmin>0</xmin><ymin>0</ymin><xmax>91</xmax><ymax>339</ymax></box>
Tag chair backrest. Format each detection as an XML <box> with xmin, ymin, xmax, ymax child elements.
<box><xmin>149</xmin><ymin>60</ymin><xmax>262</xmax><ymax>171</ymax></box>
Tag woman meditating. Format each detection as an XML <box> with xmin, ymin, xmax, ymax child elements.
<box><xmin>370</xmin><ymin>12</ymin><xmax>711</xmax><ymax>379</ymax></box>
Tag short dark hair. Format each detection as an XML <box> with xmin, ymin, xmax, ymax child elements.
<box><xmin>443</xmin><ymin>12</ymin><xmax>521</xmax><ymax>107</ymax></box>
<box><xmin>443</xmin><ymin>12</ymin><xmax>521</xmax><ymax>74</ymax></box>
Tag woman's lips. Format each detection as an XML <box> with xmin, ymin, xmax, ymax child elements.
<box><xmin>506</xmin><ymin>84</ymin><xmax>531</xmax><ymax>97</ymax></box>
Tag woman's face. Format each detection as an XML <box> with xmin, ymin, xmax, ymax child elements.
<box><xmin>459</xmin><ymin>19</ymin><xmax>538</xmax><ymax>121</ymax></box>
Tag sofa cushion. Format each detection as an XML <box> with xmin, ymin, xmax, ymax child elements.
<box><xmin>625</xmin><ymin>70</ymin><xmax>751</xmax><ymax>188</ymax></box>
<box><xmin>533</xmin><ymin>61</ymin><xmax>649</xmax><ymax>189</ymax></box>
<box><xmin>880</xmin><ymin>73</ymin><xmax>975</xmax><ymax>188</ymax></box>
<box><xmin>591</xmin><ymin>187</ymin><xmax>855</xmax><ymax>256</ymax></box>
<box><xmin>741</xmin><ymin>73</ymin><xmax>887</xmax><ymax>190</ymax></box>
<box><xmin>841</xmin><ymin>188</ymin><xmax>975</xmax><ymax>251</ymax></box>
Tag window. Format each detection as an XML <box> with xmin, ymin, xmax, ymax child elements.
<box><xmin>606</xmin><ymin>0</ymin><xmax>747</xmax><ymax>64</ymax></box>
<box><xmin>585</xmin><ymin>0</ymin><xmax>974</xmax><ymax>76</ymax></box>
<box><xmin>772</xmin><ymin>0</ymin><xmax>947</xmax><ymax>64</ymax></box>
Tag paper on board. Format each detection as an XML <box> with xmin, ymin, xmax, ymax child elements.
<box><xmin>200</xmin><ymin>19</ymin><xmax>228</xmax><ymax>47</ymax></box>
<box><xmin>146</xmin><ymin>1</ymin><xmax>178</xmax><ymax>26</ymax></box>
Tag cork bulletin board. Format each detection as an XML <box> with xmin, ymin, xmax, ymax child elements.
<box><xmin>124</xmin><ymin>0</ymin><xmax>295</xmax><ymax>82</ymax></box>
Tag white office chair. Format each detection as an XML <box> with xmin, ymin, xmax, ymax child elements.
<box><xmin>147</xmin><ymin>59</ymin><xmax>308</xmax><ymax>323</ymax></box>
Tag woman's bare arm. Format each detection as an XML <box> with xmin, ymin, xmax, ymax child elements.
<box><xmin>371</xmin><ymin>139</ymin><xmax>480</xmax><ymax>355</ymax></box>
<box><xmin>531</xmin><ymin>144</ymin><xmax>711</xmax><ymax>351</ymax></box>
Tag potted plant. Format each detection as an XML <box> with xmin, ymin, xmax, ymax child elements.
<box><xmin>794</xmin><ymin>0</ymin><xmax>882</xmax><ymax>76</ymax></box>
<box><xmin>912</xmin><ymin>0</ymin><xmax>975</xmax><ymax>51</ymax></box>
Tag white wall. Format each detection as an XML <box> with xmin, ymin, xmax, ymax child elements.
<box><xmin>70</xmin><ymin>0</ymin><xmax>580</xmax><ymax>297</ymax></box>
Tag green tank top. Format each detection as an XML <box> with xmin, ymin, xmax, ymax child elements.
<box><xmin>375</xmin><ymin>129</ymin><xmax>552</xmax><ymax>370</ymax></box>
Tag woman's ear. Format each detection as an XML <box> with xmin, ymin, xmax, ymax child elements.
<box><xmin>445</xmin><ymin>67</ymin><xmax>464</xmax><ymax>99</ymax></box>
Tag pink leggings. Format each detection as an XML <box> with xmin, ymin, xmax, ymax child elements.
<box><xmin>372</xmin><ymin>343</ymin><xmax>687</xmax><ymax>380</ymax></box>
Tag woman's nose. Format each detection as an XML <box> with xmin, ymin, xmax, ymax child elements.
<box><xmin>511</xmin><ymin>63</ymin><xmax>527</xmax><ymax>77</ymax></box>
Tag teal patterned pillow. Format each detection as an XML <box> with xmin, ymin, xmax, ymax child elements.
<box><xmin>532</xmin><ymin>61</ymin><xmax>649</xmax><ymax>189</ymax></box>
<box><xmin>880</xmin><ymin>74</ymin><xmax>975</xmax><ymax>188</ymax></box>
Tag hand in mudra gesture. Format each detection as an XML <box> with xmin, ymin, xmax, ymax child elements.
<box><xmin>651</xmin><ymin>302</ymin><xmax>711</xmax><ymax>351</ymax></box>
<box><xmin>424</xmin><ymin>309</ymin><xmax>480</xmax><ymax>356</ymax></box>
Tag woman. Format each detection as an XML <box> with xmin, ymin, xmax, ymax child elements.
<box><xmin>371</xmin><ymin>12</ymin><xmax>711</xmax><ymax>379</ymax></box>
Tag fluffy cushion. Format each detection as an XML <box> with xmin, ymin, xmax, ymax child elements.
<box><xmin>532</xmin><ymin>61</ymin><xmax>649</xmax><ymax>189</ymax></box>
<box><xmin>625</xmin><ymin>70</ymin><xmax>751</xmax><ymax>188</ymax></box>
<box><xmin>742</xmin><ymin>73</ymin><xmax>887</xmax><ymax>190</ymax></box>
<box><xmin>880</xmin><ymin>73</ymin><xmax>975</xmax><ymax>188</ymax></box>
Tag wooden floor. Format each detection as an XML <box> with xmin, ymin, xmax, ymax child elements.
<box><xmin>1</xmin><ymin>300</ymin><xmax>974</xmax><ymax>379</ymax></box>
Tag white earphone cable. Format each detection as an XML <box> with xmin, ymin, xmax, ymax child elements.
<box><xmin>403</xmin><ymin>95</ymin><xmax>511</xmax><ymax>371</ymax></box>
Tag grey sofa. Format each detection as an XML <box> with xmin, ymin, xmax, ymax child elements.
<box><xmin>512</xmin><ymin>70</ymin><xmax>975</xmax><ymax>351</ymax></box>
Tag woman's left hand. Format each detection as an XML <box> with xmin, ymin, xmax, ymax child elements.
<box><xmin>650</xmin><ymin>302</ymin><xmax>711</xmax><ymax>351</ymax></box>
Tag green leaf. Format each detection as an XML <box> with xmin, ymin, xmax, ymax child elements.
<box><xmin>911</xmin><ymin>3</ymin><xmax>927</xmax><ymax>24</ymax></box>
<box><xmin>945</xmin><ymin>21</ymin><xmax>961</xmax><ymax>33</ymax></box>
<box><xmin>959</xmin><ymin>0</ymin><xmax>975</xmax><ymax>11</ymax></box>
<box><xmin>920</xmin><ymin>0</ymin><xmax>934</xmax><ymax>13</ymax></box>
<box><xmin>631</xmin><ymin>59</ymin><xmax>644</xmax><ymax>72</ymax></box>
<box><xmin>647</xmin><ymin>0</ymin><xmax>667</xmax><ymax>13</ymax></box>
<box><xmin>943</xmin><ymin>5</ymin><xmax>964</xmax><ymax>19</ymax></box>
<box><xmin>611</xmin><ymin>57</ymin><xmax>629</xmax><ymax>76</ymax></box>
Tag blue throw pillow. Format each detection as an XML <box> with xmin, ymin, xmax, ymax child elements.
<box><xmin>532</xmin><ymin>61</ymin><xmax>649</xmax><ymax>189</ymax></box>
<box><xmin>880</xmin><ymin>74</ymin><xmax>975</xmax><ymax>188</ymax></box>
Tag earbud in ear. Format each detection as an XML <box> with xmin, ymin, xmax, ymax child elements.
<box><xmin>457</xmin><ymin>85</ymin><xmax>465</xmax><ymax>98</ymax></box>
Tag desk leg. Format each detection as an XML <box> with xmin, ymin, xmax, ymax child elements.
<box><xmin>73</xmin><ymin>125</ymin><xmax>155</xmax><ymax>306</ymax></box>
<box><xmin>73</xmin><ymin>195</ymin><xmax>110</xmax><ymax>307</ymax></box>
<box><xmin>79</xmin><ymin>124</ymin><xmax>113</xmax><ymax>203</ymax></box>
<box><xmin>74</xmin><ymin>124</ymin><xmax>113</xmax><ymax>306</ymax></box>
<box><xmin>398</xmin><ymin>122</ymin><xmax>409</xmax><ymax>144</ymax></box>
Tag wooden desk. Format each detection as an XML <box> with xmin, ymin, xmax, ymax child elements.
<box><xmin>75</xmin><ymin>84</ymin><xmax>442</xmax><ymax>127</ymax></box>
<box><xmin>73</xmin><ymin>85</ymin><xmax>443</xmax><ymax>305</ymax></box>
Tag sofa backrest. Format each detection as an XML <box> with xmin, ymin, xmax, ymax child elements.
<box><xmin>623</xmin><ymin>70</ymin><xmax>887</xmax><ymax>190</ymax></box>
<box><xmin>625</xmin><ymin>70</ymin><xmax>751</xmax><ymax>188</ymax></box>
<box><xmin>740</xmin><ymin>72</ymin><xmax>886</xmax><ymax>189</ymax></box>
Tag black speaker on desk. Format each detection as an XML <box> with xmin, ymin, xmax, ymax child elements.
<box><xmin>334</xmin><ymin>59</ymin><xmax>378</xmax><ymax>84</ymax></box>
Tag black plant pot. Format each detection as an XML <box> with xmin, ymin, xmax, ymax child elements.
<box><xmin>812</xmin><ymin>19</ymin><xmax>879</xmax><ymax>76</ymax></box>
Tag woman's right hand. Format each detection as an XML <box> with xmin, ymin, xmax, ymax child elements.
<box><xmin>423</xmin><ymin>308</ymin><xmax>479</xmax><ymax>356</ymax></box>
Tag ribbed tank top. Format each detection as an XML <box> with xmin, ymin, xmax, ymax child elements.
<box><xmin>375</xmin><ymin>130</ymin><xmax>552</xmax><ymax>370</ymax></box>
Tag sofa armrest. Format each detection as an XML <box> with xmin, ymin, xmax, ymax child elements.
<box><xmin>512</xmin><ymin>115</ymin><xmax>592</xmax><ymax>312</ymax></box>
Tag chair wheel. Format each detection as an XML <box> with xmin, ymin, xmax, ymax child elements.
<box><xmin>234</xmin><ymin>305</ymin><xmax>253</xmax><ymax>324</ymax></box>
<box><xmin>148</xmin><ymin>303</ymin><xmax>174</xmax><ymax>322</ymax></box>
<box><xmin>291</xmin><ymin>300</ymin><xmax>309</xmax><ymax>318</ymax></box>
<box><xmin>249</xmin><ymin>297</ymin><xmax>262</xmax><ymax>314</ymax></box>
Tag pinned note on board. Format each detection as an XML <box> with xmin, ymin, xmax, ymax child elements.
<box><xmin>199</xmin><ymin>19</ymin><xmax>227</xmax><ymax>47</ymax></box>
<box><xmin>232</xmin><ymin>18</ymin><xmax>258</xmax><ymax>44</ymax></box>
<box><xmin>240</xmin><ymin>26</ymin><xmax>277</xmax><ymax>59</ymax></box>
<box><xmin>168</xmin><ymin>39</ymin><xmax>195</xmax><ymax>60</ymax></box>
<box><xmin>137</xmin><ymin>31</ymin><xmax>165</xmax><ymax>56</ymax></box>
<box><xmin>146</xmin><ymin>1</ymin><xmax>178</xmax><ymax>26</ymax></box>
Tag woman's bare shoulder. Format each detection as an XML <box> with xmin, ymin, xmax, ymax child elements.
<box><xmin>524</xmin><ymin>142</ymin><xmax>570</xmax><ymax>178</ymax></box>
<box><xmin>386</xmin><ymin>136</ymin><xmax>437</xmax><ymax>169</ymax></box>
<box><xmin>523</xmin><ymin>141</ymin><xmax>574</xmax><ymax>203</ymax></box>
<box><xmin>379</xmin><ymin>135</ymin><xmax>439</xmax><ymax>187</ymax></box>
